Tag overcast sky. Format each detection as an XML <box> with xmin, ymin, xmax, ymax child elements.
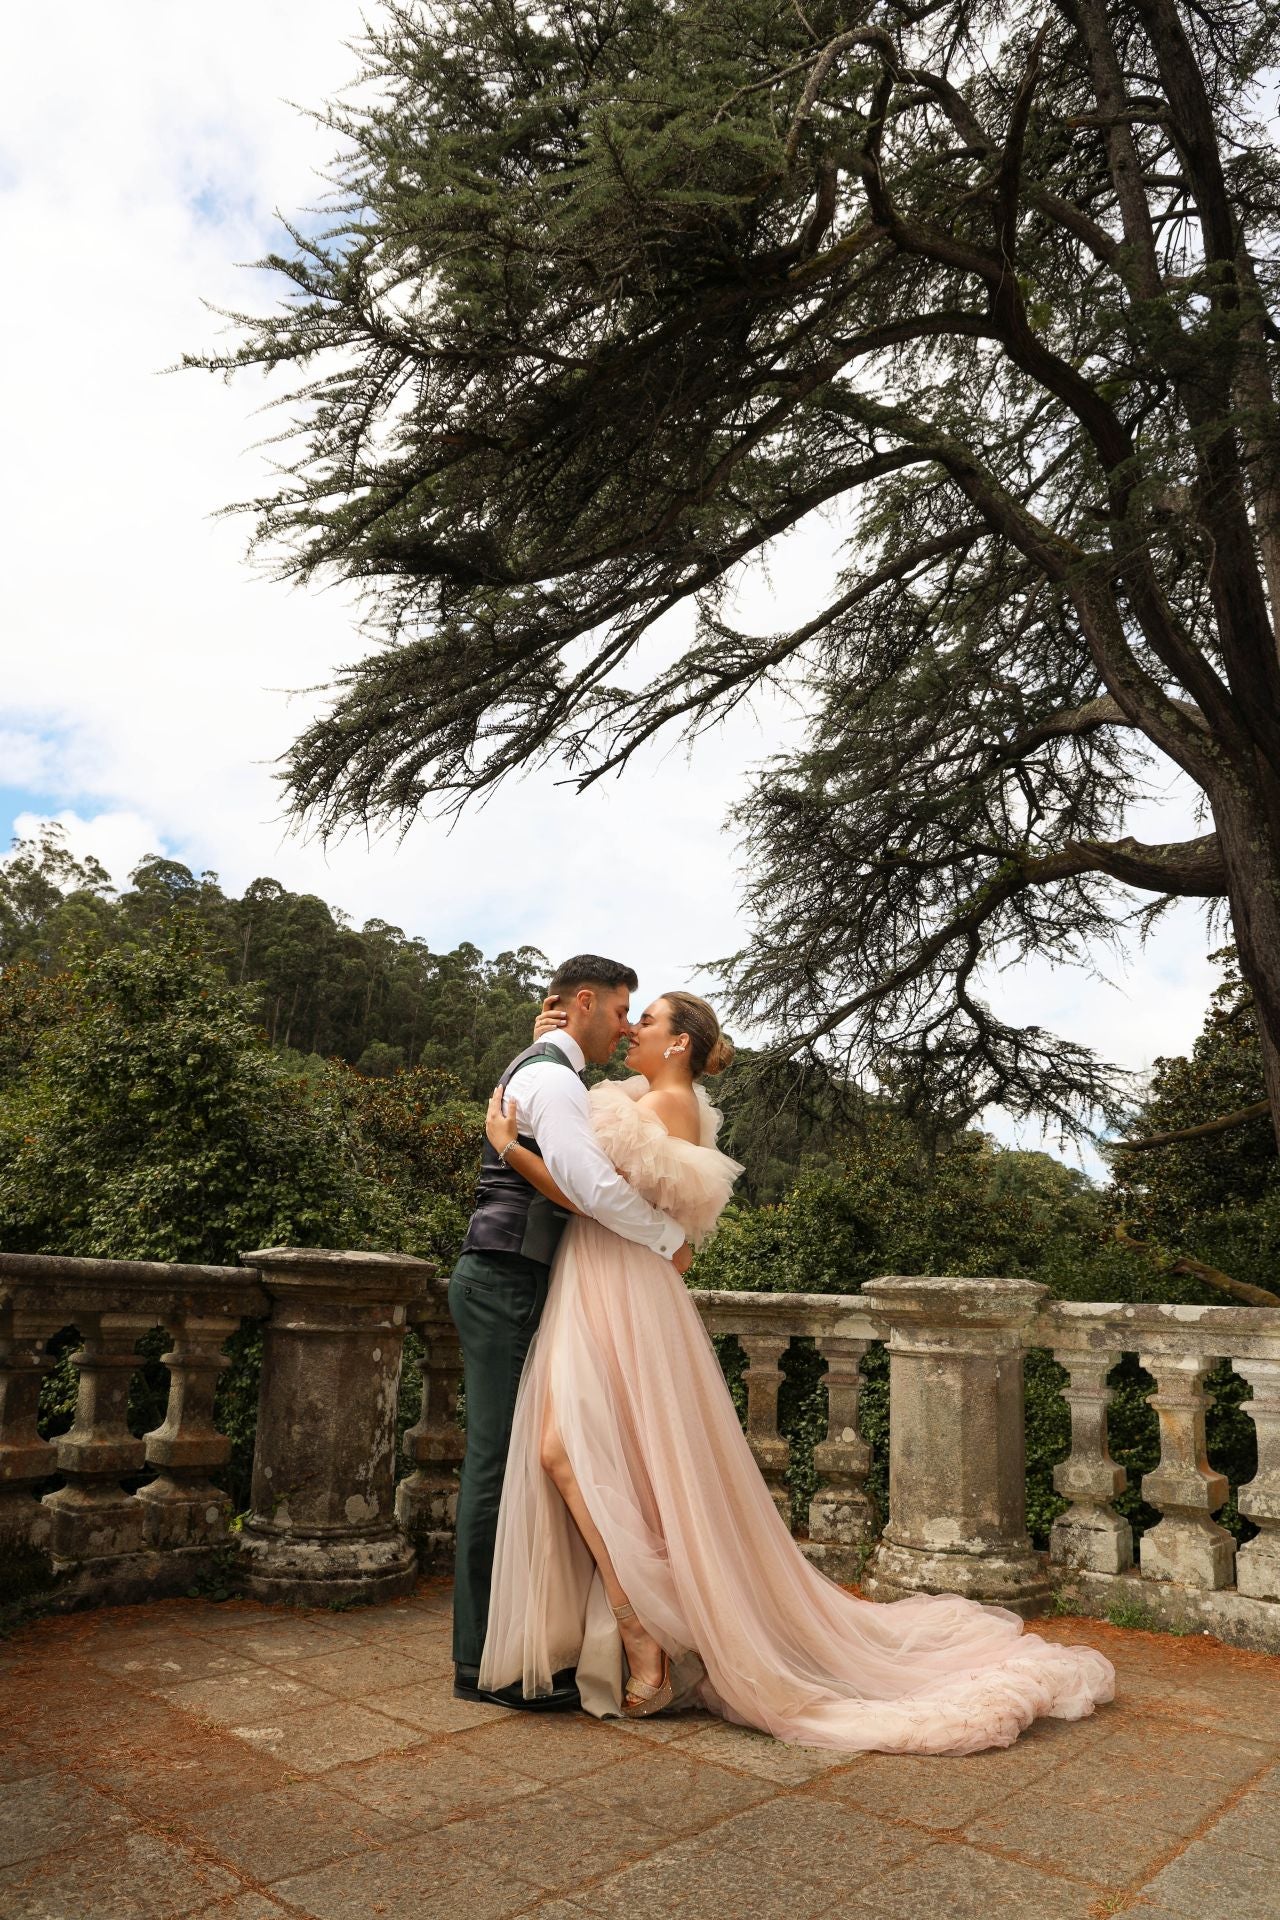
<box><xmin>1</xmin><ymin>3</ymin><xmax>1228</xmax><ymax>1174</ymax></box>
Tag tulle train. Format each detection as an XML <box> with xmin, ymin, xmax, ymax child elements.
<box><xmin>478</xmin><ymin>1216</ymin><xmax>1114</xmax><ymax>1755</ymax></box>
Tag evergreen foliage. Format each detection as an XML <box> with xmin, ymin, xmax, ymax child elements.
<box><xmin>197</xmin><ymin>0</ymin><xmax>1280</xmax><ymax>1150</ymax></box>
<box><xmin>0</xmin><ymin>825</ymin><xmax>551</xmax><ymax>1101</ymax></box>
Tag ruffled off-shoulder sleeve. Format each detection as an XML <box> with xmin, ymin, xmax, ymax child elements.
<box><xmin>587</xmin><ymin>1077</ymin><xmax>743</xmax><ymax>1245</ymax></box>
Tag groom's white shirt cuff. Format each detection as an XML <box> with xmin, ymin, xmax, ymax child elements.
<box><xmin>514</xmin><ymin>1031</ymin><xmax>685</xmax><ymax>1259</ymax></box>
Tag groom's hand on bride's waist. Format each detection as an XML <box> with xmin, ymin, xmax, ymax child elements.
<box><xmin>671</xmin><ymin>1242</ymin><xmax>693</xmax><ymax>1276</ymax></box>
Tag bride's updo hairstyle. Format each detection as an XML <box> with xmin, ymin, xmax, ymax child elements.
<box><xmin>662</xmin><ymin>992</ymin><xmax>735</xmax><ymax>1079</ymax></box>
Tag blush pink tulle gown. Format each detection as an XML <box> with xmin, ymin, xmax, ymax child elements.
<box><xmin>478</xmin><ymin>1078</ymin><xmax>1115</xmax><ymax>1753</ymax></box>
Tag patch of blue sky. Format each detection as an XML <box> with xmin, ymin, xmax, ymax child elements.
<box><xmin>0</xmin><ymin>784</ymin><xmax>65</xmax><ymax>853</ymax></box>
<box><xmin>188</xmin><ymin>181</ymin><xmax>260</xmax><ymax>229</ymax></box>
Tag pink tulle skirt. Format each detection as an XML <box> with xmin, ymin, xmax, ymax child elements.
<box><xmin>478</xmin><ymin>1216</ymin><xmax>1115</xmax><ymax>1754</ymax></box>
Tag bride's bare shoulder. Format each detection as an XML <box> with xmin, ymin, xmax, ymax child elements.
<box><xmin>635</xmin><ymin>1085</ymin><xmax>701</xmax><ymax>1144</ymax></box>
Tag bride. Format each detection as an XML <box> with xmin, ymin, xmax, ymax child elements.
<box><xmin>476</xmin><ymin>989</ymin><xmax>1114</xmax><ymax>1754</ymax></box>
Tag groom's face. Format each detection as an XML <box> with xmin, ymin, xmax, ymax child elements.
<box><xmin>579</xmin><ymin>983</ymin><xmax>635</xmax><ymax>1065</ymax></box>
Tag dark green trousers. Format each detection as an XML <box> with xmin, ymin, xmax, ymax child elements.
<box><xmin>448</xmin><ymin>1248</ymin><xmax>550</xmax><ymax>1667</ymax></box>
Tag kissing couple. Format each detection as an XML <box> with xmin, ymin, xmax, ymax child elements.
<box><xmin>448</xmin><ymin>954</ymin><xmax>1114</xmax><ymax>1753</ymax></box>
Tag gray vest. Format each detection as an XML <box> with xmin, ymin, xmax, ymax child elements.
<box><xmin>460</xmin><ymin>1041</ymin><xmax>582</xmax><ymax>1267</ymax></box>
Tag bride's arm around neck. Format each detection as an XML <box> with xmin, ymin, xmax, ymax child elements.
<box><xmin>635</xmin><ymin>1082</ymin><xmax>702</xmax><ymax>1145</ymax></box>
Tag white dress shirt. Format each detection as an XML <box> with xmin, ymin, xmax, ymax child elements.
<box><xmin>510</xmin><ymin>1032</ymin><xmax>685</xmax><ymax>1260</ymax></box>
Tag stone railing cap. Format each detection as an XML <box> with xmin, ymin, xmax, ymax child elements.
<box><xmin>861</xmin><ymin>1274</ymin><xmax>1049</xmax><ymax>1323</ymax></box>
<box><xmin>0</xmin><ymin>1251</ymin><xmax>268</xmax><ymax>1321</ymax></box>
<box><xmin>242</xmin><ymin>1246</ymin><xmax>436</xmax><ymax>1302</ymax></box>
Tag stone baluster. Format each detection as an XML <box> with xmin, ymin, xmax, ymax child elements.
<box><xmin>1137</xmin><ymin>1350</ymin><xmax>1234</xmax><ymax>1588</ymax></box>
<box><xmin>135</xmin><ymin>1310</ymin><xmax>238</xmax><ymax>1549</ymax></box>
<box><xmin>0</xmin><ymin>1300</ymin><xmax>60</xmax><ymax>1554</ymax></box>
<box><xmin>238</xmin><ymin>1247</ymin><xmax>434</xmax><ymax>1605</ymax></box>
<box><xmin>42</xmin><ymin>1311</ymin><xmax>154</xmax><ymax>1562</ymax></box>
<box><xmin>1232</xmin><ymin>1358</ymin><xmax>1280</xmax><ymax>1601</ymax></box>
<box><xmin>396</xmin><ymin>1304</ymin><xmax>464</xmax><ymax>1572</ymax></box>
<box><xmin>862</xmin><ymin>1276</ymin><xmax>1051</xmax><ymax>1613</ymax></box>
<box><xmin>1049</xmin><ymin>1347</ymin><xmax>1134</xmax><ymax>1575</ymax></box>
<box><xmin>739</xmin><ymin>1334</ymin><xmax>792</xmax><ymax>1523</ymax></box>
<box><xmin>807</xmin><ymin>1334</ymin><xmax>877</xmax><ymax>1580</ymax></box>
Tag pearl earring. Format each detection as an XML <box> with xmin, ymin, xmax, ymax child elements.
<box><xmin>663</xmin><ymin>1042</ymin><xmax>686</xmax><ymax>1059</ymax></box>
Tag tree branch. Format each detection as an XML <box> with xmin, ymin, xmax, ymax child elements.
<box><xmin>1113</xmin><ymin>1099</ymin><xmax>1271</xmax><ymax>1150</ymax></box>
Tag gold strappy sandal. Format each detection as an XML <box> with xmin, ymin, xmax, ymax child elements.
<box><xmin>611</xmin><ymin>1599</ymin><xmax>675</xmax><ymax>1718</ymax></box>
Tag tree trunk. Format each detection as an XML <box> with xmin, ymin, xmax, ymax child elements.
<box><xmin>1214</xmin><ymin>782</ymin><xmax>1280</xmax><ymax>1154</ymax></box>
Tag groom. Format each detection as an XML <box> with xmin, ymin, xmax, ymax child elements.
<box><xmin>450</xmin><ymin>953</ymin><xmax>692</xmax><ymax>1710</ymax></box>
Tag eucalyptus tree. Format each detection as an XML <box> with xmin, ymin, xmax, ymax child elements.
<box><xmin>203</xmin><ymin>0</ymin><xmax>1280</xmax><ymax>1144</ymax></box>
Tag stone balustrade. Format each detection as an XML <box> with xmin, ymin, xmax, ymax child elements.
<box><xmin>0</xmin><ymin>1247</ymin><xmax>433</xmax><ymax>1615</ymax></box>
<box><xmin>1037</xmin><ymin>1297</ymin><xmax>1280</xmax><ymax>1646</ymax></box>
<box><xmin>5</xmin><ymin>1251</ymin><xmax>1280</xmax><ymax>1654</ymax></box>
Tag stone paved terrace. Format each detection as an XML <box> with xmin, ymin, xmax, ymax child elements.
<box><xmin>3</xmin><ymin>1581</ymin><xmax>1280</xmax><ymax>1920</ymax></box>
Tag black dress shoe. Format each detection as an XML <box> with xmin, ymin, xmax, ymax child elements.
<box><xmin>453</xmin><ymin>1663</ymin><xmax>581</xmax><ymax>1711</ymax></box>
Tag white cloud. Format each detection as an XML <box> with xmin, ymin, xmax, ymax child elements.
<box><xmin>0</xmin><ymin>3</ymin><xmax>1229</xmax><ymax>1140</ymax></box>
<box><xmin>12</xmin><ymin>809</ymin><xmax>164</xmax><ymax>890</ymax></box>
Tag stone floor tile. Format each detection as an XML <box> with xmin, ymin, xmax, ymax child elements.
<box><xmin>273</xmin><ymin>1845</ymin><xmax>537</xmax><ymax>1920</ymax></box>
<box><xmin>710</xmin><ymin>1796</ymin><xmax>931</xmax><ymax>1885</ymax></box>
<box><xmin>674</xmin><ymin>1720</ymin><xmax>849</xmax><ymax>1785</ymax></box>
<box><xmin>362</xmin><ymin>1678</ymin><xmax>513</xmax><ymax>1734</ymax></box>
<box><xmin>188</xmin><ymin>1621</ymin><xmax>364</xmax><ymax>1664</ymax></box>
<box><xmin>275</xmin><ymin>1640</ymin><xmax>441</xmax><ymax>1698</ymax></box>
<box><xmin>84</xmin><ymin>1634</ymin><xmax>263</xmax><ymax>1688</ymax></box>
<box><xmin>81</xmin><ymin>1717</ymin><xmax>289</xmax><ymax>1814</ymax></box>
<box><xmin>1091</xmin><ymin>1722</ymin><xmax>1277</xmax><ymax>1792</ymax></box>
<box><xmin>225</xmin><ymin>1699</ymin><xmax>429</xmax><ymax>1771</ymax></box>
<box><xmin>0</xmin><ymin>1827</ymin><xmax>240</xmax><ymax>1920</ymax></box>
<box><xmin>426</xmin><ymin>1782</ymin><xmax>671</xmax><ymax>1894</ymax></box>
<box><xmin>0</xmin><ymin>1769</ymin><xmax>133</xmax><ymax>1866</ymax></box>
<box><xmin>567</xmin><ymin>1746</ymin><xmax>774</xmax><ymax>1834</ymax></box>
<box><xmin>405</xmin><ymin>1584</ymin><xmax>455</xmax><ymax>1615</ymax></box>
<box><xmin>159</xmin><ymin>1668</ymin><xmax>335</xmax><ymax>1727</ymax></box>
<box><xmin>595</xmin><ymin>1707</ymin><xmax>712</xmax><ymax>1745</ymax></box>
<box><xmin>320</xmin><ymin>1742</ymin><xmax>541</xmax><ymax>1821</ymax></box>
<box><xmin>1029</xmin><ymin>1749</ymin><xmax>1246</xmax><ymax>1836</ymax></box>
<box><xmin>451</xmin><ymin>1710</ymin><xmax>634</xmax><ymax>1783</ymax></box>
<box><xmin>962</xmin><ymin>1799</ymin><xmax>1183</xmax><ymax>1889</ymax></box>
<box><xmin>1139</xmin><ymin>1835</ymin><xmax>1280</xmax><ymax>1920</ymax></box>
<box><xmin>4</xmin><ymin>1663</ymin><xmax>151</xmax><ymax>1746</ymax></box>
<box><xmin>553</xmin><ymin>1829</ymin><xmax>837</xmax><ymax>1918</ymax></box>
<box><xmin>174</xmin><ymin>1778</ymin><xmax>401</xmax><ymax>1882</ymax></box>
<box><xmin>308</xmin><ymin>1604</ymin><xmax>448</xmax><ymax>1643</ymax></box>
<box><xmin>0</xmin><ymin>1739</ymin><xmax>44</xmax><ymax>1783</ymax></box>
<box><xmin>1195</xmin><ymin>1793</ymin><xmax>1280</xmax><ymax>1862</ymax></box>
<box><xmin>813</xmin><ymin>1739</ymin><xmax>1074</xmax><ymax>1832</ymax></box>
<box><xmin>512</xmin><ymin>1906</ymin><xmax>589</xmax><ymax>1919</ymax></box>
<box><xmin>188</xmin><ymin>1899</ymin><xmax>294</xmax><ymax>1919</ymax></box>
<box><xmin>845</xmin><ymin>1839</ymin><xmax>1100</xmax><ymax>1919</ymax></box>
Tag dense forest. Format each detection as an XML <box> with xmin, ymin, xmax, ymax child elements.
<box><xmin>0</xmin><ymin>825</ymin><xmax>552</xmax><ymax>1095</ymax></box>
<box><xmin>1</xmin><ymin>825</ymin><xmax>1276</xmax><ymax>1542</ymax></box>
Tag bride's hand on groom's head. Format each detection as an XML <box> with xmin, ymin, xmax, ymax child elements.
<box><xmin>533</xmin><ymin>993</ymin><xmax>568</xmax><ymax>1041</ymax></box>
<box><xmin>486</xmin><ymin>1086</ymin><xmax>521</xmax><ymax>1154</ymax></box>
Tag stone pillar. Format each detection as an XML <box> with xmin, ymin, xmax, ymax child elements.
<box><xmin>806</xmin><ymin>1334</ymin><xmax>877</xmax><ymax>1582</ymax></box>
<box><xmin>1138</xmin><ymin>1351</ymin><xmax>1235</xmax><ymax>1589</ymax></box>
<box><xmin>1236</xmin><ymin>1359</ymin><xmax>1280</xmax><ymax>1600</ymax></box>
<box><xmin>1049</xmin><ymin>1347</ymin><xmax>1134</xmax><ymax>1575</ymax></box>
<box><xmin>0</xmin><ymin>1302</ymin><xmax>58</xmax><ymax>1554</ymax></box>
<box><xmin>42</xmin><ymin>1311</ymin><xmax>153</xmax><ymax>1562</ymax></box>
<box><xmin>396</xmin><ymin>1305</ymin><xmax>464</xmax><ymax>1572</ymax></box>
<box><xmin>861</xmin><ymin>1276</ymin><xmax>1052</xmax><ymax>1614</ymax></box>
<box><xmin>135</xmin><ymin>1311</ymin><xmax>238</xmax><ymax>1550</ymax></box>
<box><xmin>238</xmin><ymin>1247</ymin><xmax>434</xmax><ymax>1606</ymax></box>
<box><xmin>739</xmin><ymin>1334</ymin><xmax>792</xmax><ymax>1524</ymax></box>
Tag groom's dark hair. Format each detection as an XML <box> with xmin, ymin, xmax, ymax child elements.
<box><xmin>548</xmin><ymin>954</ymin><xmax>639</xmax><ymax>996</ymax></box>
